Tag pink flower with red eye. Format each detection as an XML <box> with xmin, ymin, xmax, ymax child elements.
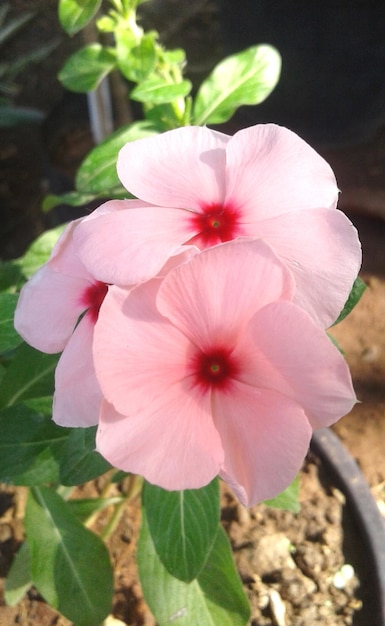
<box><xmin>14</xmin><ymin>220</ymin><xmax>108</xmax><ymax>427</ymax></box>
<box><xmin>74</xmin><ymin>123</ymin><xmax>361</xmax><ymax>328</ymax></box>
<box><xmin>92</xmin><ymin>239</ymin><xmax>356</xmax><ymax>507</ymax></box>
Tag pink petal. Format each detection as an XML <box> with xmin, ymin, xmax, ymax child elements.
<box><xmin>74</xmin><ymin>202</ymin><xmax>196</xmax><ymax>285</ymax></box>
<box><xmin>117</xmin><ymin>126</ymin><xmax>229</xmax><ymax>210</ymax></box>
<box><xmin>237</xmin><ymin>301</ymin><xmax>356</xmax><ymax>429</ymax></box>
<box><xmin>53</xmin><ymin>315</ymin><xmax>102</xmax><ymax>427</ymax></box>
<box><xmin>48</xmin><ymin>219</ymin><xmax>91</xmax><ymax>281</ymax></box>
<box><xmin>157</xmin><ymin>239</ymin><xmax>294</xmax><ymax>349</ymax></box>
<box><xmin>254</xmin><ymin>208</ymin><xmax>361</xmax><ymax>327</ymax></box>
<box><xmin>93</xmin><ymin>282</ymin><xmax>193</xmax><ymax>416</ymax></box>
<box><xmin>225</xmin><ymin>124</ymin><xmax>339</xmax><ymax>220</ymax></box>
<box><xmin>96</xmin><ymin>387</ymin><xmax>224</xmax><ymax>491</ymax></box>
<box><xmin>214</xmin><ymin>383</ymin><xmax>312</xmax><ymax>506</ymax></box>
<box><xmin>14</xmin><ymin>265</ymin><xmax>88</xmax><ymax>353</ymax></box>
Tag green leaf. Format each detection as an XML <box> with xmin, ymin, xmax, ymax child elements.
<box><xmin>131</xmin><ymin>77</ymin><xmax>192</xmax><ymax>104</ymax></box>
<box><xmin>0</xmin><ymin>104</ymin><xmax>43</xmax><ymax>127</ymax></box>
<box><xmin>0</xmin><ymin>404</ymin><xmax>66</xmax><ymax>485</ymax></box>
<box><xmin>0</xmin><ymin>10</ymin><xmax>34</xmax><ymax>48</ymax></box>
<box><xmin>68</xmin><ymin>496</ymin><xmax>124</xmax><ymax>523</ymax></box>
<box><xmin>25</xmin><ymin>486</ymin><xmax>113</xmax><ymax>626</ymax></box>
<box><xmin>116</xmin><ymin>31</ymin><xmax>157</xmax><ymax>82</ymax></box>
<box><xmin>18</xmin><ymin>224</ymin><xmax>66</xmax><ymax>278</ymax></box>
<box><xmin>142</xmin><ymin>479</ymin><xmax>220</xmax><ymax>582</ymax></box>
<box><xmin>5</xmin><ymin>541</ymin><xmax>32</xmax><ymax>606</ymax></box>
<box><xmin>0</xmin><ymin>260</ymin><xmax>22</xmax><ymax>291</ymax></box>
<box><xmin>76</xmin><ymin>120</ymin><xmax>158</xmax><ymax>194</ymax></box>
<box><xmin>193</xmin><ymin>44</ymin><xmax>281</xmax><ymax>126</ymax></box>
<box><xmin>332</xmin><ymin>276</ymin><xmax>366</xmax><ymax>326</ymax></box>
<box><xmin>264</xmin><ymin>475</ymin><xmax>300</xmax><ymax>513</ymax></box>
<box><xmin>138</xmin><ymin>510</ymin><xmax>250</xmax><ymax>626</ymax></box>
<box><xmin>57</xmin><ymin>426</ymin><xmax>112</xmax><ymax>486</ymax></box>
<box><xmin>0</xmin><ymin>343</ymin><xmax>58</xmax><ymax>408</ymax></box>
<box><xmin>58</xmin><ymin>0</ymin><xmax>102</xmax><ymax>36</ymax></box>
<box><xmin>58</xmin><ymin>44</ymin><xmax>116</xmax><ymax>92</ymax></box>
<box><xmin>0</xmin><ymin>293</ymin><xmax>23</xmax><ymax>352</ymax></box>
<box><xmin>42</xmin><ymin>190</ymin><xmax>98</xmax><ymax>212</ymax></box>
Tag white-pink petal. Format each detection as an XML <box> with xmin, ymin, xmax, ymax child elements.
<box><xmin>53</xmin><ymin>315</ymin><xmax>102</xmax><ymax>427</ymax></box>
<box><xmin>93</xmin><ymin>282</ymin><xmax>192</xmax><ymax>416</ymax></box>
<box><xmin>255</xmin><ymin>208</ymin><xmax>362</xmax><ymax>327</ymax></box>
<box><xmin>14</xmin><ymin>265</ymin><xmax>88</xmax><ymax>353</ymax></box>
<box><xmin>96</xmin><ymin>388</ymin><xmax>224</xmax><ymax>491</ymax></box>
<box><xmin>117</xmin><ymin>125</ymin><xmax>229</xmax><ymax>210</ymax></box>
<box><xmin>225</xmin><ymin>124</ymin><xmax>339</xmax><ymax>220</ymax></box>
<box><xmin>156</xmin><ymin>238</ymin><xmax>294</xmax><ymax>350</ymax></box>
<box><xmin>237</xmin><ymin>301</ymin><xmax>356</xmax><ymax>429</ymax></box>
<box><xmin>74</xmin><ymin>202</ymin><xmax>196</xmax><ymax>285</ymax></box>
<box><xmin>214</xmin><ymin>383</ymin><xmax>312</xmax><ymax>506</ymax></box>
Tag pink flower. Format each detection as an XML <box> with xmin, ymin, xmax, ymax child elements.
<box><xmin>93</xmin><ymin>239</ymin><xmax>356</xmax><ymax>506</ymax></box>
<box><xmin>14</xmin><ymin>221</ymin><xmax>107</xmax><ymax>427</ymax></box>
<box><xmin>74</xmin><ymin>123</ymin><xmax>361</xmax><ymax>328</ymax></box>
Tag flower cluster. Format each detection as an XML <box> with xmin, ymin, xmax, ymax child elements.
<box><xmin>15</xmin><ymin>124</ymin><xmax>361</xmax><ymax>506</ymax></box>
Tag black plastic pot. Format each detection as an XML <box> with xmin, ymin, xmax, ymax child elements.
<box><xmin>311</xmin><ymin>428</ymin><xmax>385</xmax><ymax>626</ymax></box>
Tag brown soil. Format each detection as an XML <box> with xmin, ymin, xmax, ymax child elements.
<box><xmin>1</xmin><ymin>2</ymin><xmax>385</xmax><ymax>625</ymax></box>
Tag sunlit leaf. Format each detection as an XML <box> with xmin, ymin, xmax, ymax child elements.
<box><xmin>131</xmin><ymin>77</ymin><xmax>192</xmax><ymax>104</ymax></box>
<box><xmin>138</xmin><ymin>509</ymin><xmax>250</xmax><ymax>626</ymax></box>
<box><xmin>58</xmin><ymin>44</ymin><xmax>116</xmax><ymax>92</ymax></box>
<box><xmin>264</xmin><ymin>475</ymin><xmax>300</xmax><ymax>513</ymax></box>
<box><xmin>116</xmin><ymin>31</ymin><xmax>157</xmax><ymax>82</ymax></box>
<box><xmin>58</xmin><ymin>0</ymin><xmax>102</xmax><ymax>36</ymax></box>
<box><xmin>18</xmin><ymin>224</ymin><xmax>66</xmax><ymax>278</ymax></box>
<box><xmin>193</xmin><ymin>45</ymin><xmax>281</xmax><ymax>125</ymax></box>
<box><xmin>76</xmin><ymin>120</ymin><xmax>158</xmax><ymax>193</ymax></box>
<box><xmin>26</xmin><ymin>486</ymin><xmax>113</xmax><ymax>626</ymax></box>
<box><xmin>5</xmin><ymin>542</ymin><xmax>32</xmax><ymax>606</ymax></box>
<box><xmin>42</xmin><ymin>190</ymin><xmax>97</xmax><ymax>212</ymax></box>
<box><xmin>142</xmin><ymin>479</ymin><xmax>220</xmax><ymax>582</ymax></box>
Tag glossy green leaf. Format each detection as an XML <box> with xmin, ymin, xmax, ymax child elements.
<box><xmin>76</xmin><ymin>120</ymin><xmax>158</xmax><ymax>193</ymax></box>
<box><xmin>116</xmin><ymin>31</ymin><xmax>157</xmax><ymax>82</ymax></box>
<box><xmin>26</xmin><ymin>486</ymin><xmax>113</xmax><ymax>626</ymax></box>
<box><xmin>5</xmin><ymin>541</ymin><xmax>32</xmax><ymax>606</ymax></box>
<box><xmin>0</xmin><ymin>293</ymin><xmax>23</xmax><ymax>352</ymax></box>
<box><xmin>42</xmin><ymin>190</ymin><xmax>98</xmax><ymax>212</ymax></box>
<box><xmin>332</xmin><ymin>276</ymin><xmax>366</xmax><ymax>326</ymax></box>
<box><xmin>138</xmin><ymin>510</ymin><xmax>250</xmax><ymax>626</ymax></box>
<box><xmin>58</xmin><ymin>44</ymin><xmax>116</xmax><ymax>92</ymax></box>
<box><xmin>58</xmin><ymin>0</ymin><xmax>102</xmax><ymax>36</ymax></box>
<box><xmin>131</xmin><ymin>77</ymin><xmax>192</xmax><ymax>104</ymax></box>
<box><xmin>193</xmin><ymin>44</ymin><xmax>281</xmax><ymax>125</ymax></box>
<box><xmin>18</xmin><ymin>224</ymin><xmax>66</xmax><ymax>278</ymax></box>
<box><xmin>0</xmin><ymin>343</ymin><xmax>58</xmax><ymax>408</ymax></box>
<box><xmin>0</xmin><ymin>404</ymin><xmax>66</xmax><ymax>485</ymax></box>
<box><xmin>57</xmin><ymin>426</ymin><xmax>112</xmax><ymax>486</ymax></box>
<box><xmin>264</xmin><ymin>475</ymin><xmax>300</xmax><ymax>513</ymax></box>
<box><xmin>142</xmin><ymin>479</ymin><xmax>220</xmax><ymax>582</ymax></box>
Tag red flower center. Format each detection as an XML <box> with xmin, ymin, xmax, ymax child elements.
<box><xmin>80</xmin><ymin>281</ymin><xmax>108</xmax><ymax>323</ymax></box>
<box><xmin>188</xmin><ymin>202</ymin><xmax>241</xmax><ymax>247</ymax></box>
<box><xmin>192</xmin><ymin>347</ymin><xmax>239</xmax><ymax>392</ymax></box>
